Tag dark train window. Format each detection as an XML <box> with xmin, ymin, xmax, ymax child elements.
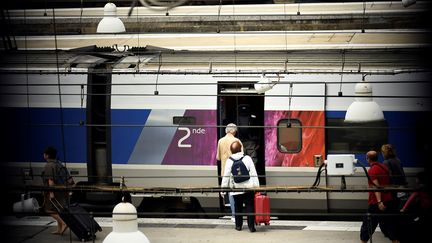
<box><xmin>173</xmin><ymin>116</ymin><xmax>196</xmax><ymax>125</ymax></box>
<box><xmin>277</xmin><ymin>119</ymin><xmax>302</xmax><ymax>153</ymax></box>
<box><xmin>326</xmin><ymin>118</ymin><xmax>388</xmax><ymax>153</ymax></box>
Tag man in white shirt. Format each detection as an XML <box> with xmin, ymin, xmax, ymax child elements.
<box><xmin>221</xmin><ymin>141</ymin><xmax>260</xmax><ymax>232</ymax></box>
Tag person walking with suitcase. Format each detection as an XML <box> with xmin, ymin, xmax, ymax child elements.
<box><xmin>221</xmin><ymin>141</ymin><xmax>259</xmax><ymax>232</ymax></box>
<box><xmin>41</xmin><ymin>146</ymin><xmax>70</xmax><ymax>235</ymax></box>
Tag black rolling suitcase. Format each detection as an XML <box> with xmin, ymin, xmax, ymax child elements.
<box><xmin>51</xmin><ymin>199</ymin><xmax>102</xmax><ymax>241</ymax></box>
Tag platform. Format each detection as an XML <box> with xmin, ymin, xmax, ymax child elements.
<box><xmin>1</xmin><ymin>216</ymin><xmax>389</xmax><ymax>243</ymax></box>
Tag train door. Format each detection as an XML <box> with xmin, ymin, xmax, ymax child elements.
<box><xmin>217</xmin><ymin>83</ymin><xmax>266</xmax><ymax>186</ymax></box>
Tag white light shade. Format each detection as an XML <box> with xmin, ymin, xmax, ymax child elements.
<box><xmin>254</xmin><ymin>77</ymin><xmax>273</xmax><ymax>94</ymax></box>
<box><xmin>345</xmin><ymin>101</ymin><xmax>385</xmax><ymax>122</ymax></box>
<box><xmin>97</xmin><ymin>3</ymin><xmax>126</xmax><ymax>33</ymax></box>
<box><xmin>344</xmin><ymin>82</ymin><xmax>384</xmax><ymax>123</ymax></box>
<box><xmin>103</xmin><ymin>202</ymin><xmax>150</xmax><ymax>243</ymax></box>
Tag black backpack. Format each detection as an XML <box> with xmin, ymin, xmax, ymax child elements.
<box><xmin>54</xmin><ymin>161</ymin><xmax>75</xmax><ymax>186</ymax></box>
<box><xmin>230</xmin><ymin>156</ymin><xmax>250</xmax><ymax>183</ymax></box>
<box><xmin>385</xmin><ymin>158</ymin><xmax>407</xmax><ymax>186</ymax></box>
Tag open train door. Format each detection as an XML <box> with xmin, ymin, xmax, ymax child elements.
<box><xmin>217</xmin><ymin>81</ymin><xmax>266</xmax><ymax>186</ymax></box>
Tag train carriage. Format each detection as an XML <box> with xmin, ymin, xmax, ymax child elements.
<box><xmin>1</xmin><ymin>49</ymin><xmax>431</xmax><ymax>216</ymax></box>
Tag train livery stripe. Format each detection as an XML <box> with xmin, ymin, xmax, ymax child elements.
<box><xmin>127</xmin><ymin>109</ymin><xmax>186</xmax><ymax>164</ymax></box>
<box><xmin>1</xmin><ymin>107</ymin><xmax>86</xmax><ymax>163</ymax></box>
<box><xmin>161</xmin><ymin>110</ymin><xmax>217</xmax><ymax>166</ymax></box>
<box><xmin>111</xmin><ymin>109</ymin><xmax>151</xmax><ymax>164</ymax></box>
<box><xmin>123</xmin><ymin>109</ymin><xmax>217</xmax><ymax>166</ymax></box>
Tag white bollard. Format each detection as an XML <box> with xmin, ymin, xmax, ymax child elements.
<box><xmin>103</xmin><ymin>202</ymin><xmax>150</xmax><ymax>243</ymax></box>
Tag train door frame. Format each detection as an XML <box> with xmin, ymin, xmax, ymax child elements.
<box><xmin>216</xmin><ymin>82</ymin><xmax>266</xmax><ymax>186</ymax></box>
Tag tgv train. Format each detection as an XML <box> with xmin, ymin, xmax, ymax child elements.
<box><xmin>1</xmin><ymin>50</ymin><xmax>431</xmax><ymax>216</ymax></box>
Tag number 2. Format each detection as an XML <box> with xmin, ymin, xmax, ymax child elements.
<box><xmin>178</xmin><ymin>127</ymin><xmax>191</xmax><ymax>148</ymax></box>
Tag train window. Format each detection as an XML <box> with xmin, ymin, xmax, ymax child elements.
<box><xmin>173</xmin><ymin>116</ymin><xmax>196</xmax><ymax>125</ymax></box>
<box><xmin>277</xmin><ymin>119</ymin><xmax>302</xmax><ymax>153</ymax></box>
<box><xmin>326</xmin><ymin>119</ymin><xmax>388</xmax><ymax>153</ymax></box>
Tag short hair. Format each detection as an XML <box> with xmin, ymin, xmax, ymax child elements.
<box><xmin>44</xmin><ymin>146</ymin><xmax>57</xmax><ymax>159</ymax></box>
<box><xmin>230</xmin><ymin>141</ymin><xmax>242</xmax><ymax>154</ymax></box>
<box><xmin>225</xmin><ymin>123</ymin><xmax>237</xmax><ymax>134</ymax></box>
<box><xmin>381</xmin><ymin>144</ymin><xmax>396</xmax><ymax>159</ymax></box>
<box><xmin>366</xmin><ymin>151</ymin><xmax>378</xmax><ymax>162</ymax></box>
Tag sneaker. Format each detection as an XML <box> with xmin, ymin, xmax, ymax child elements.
<box><xmin>231</xmin><ymin>217</ymin><xmax>236</xmax><ymax>223</ymax></box>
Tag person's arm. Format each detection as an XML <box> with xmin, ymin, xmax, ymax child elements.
<box><xmin>247</xmin><ymin>157</ymin><xmax>260</xmax><ymax>187</ymax></box>
<box><xmin>44</xmin><ymin>165</ymin><xmax>56</xmax><ymax>199</ymax></box>
<box><xmin>216</xmin><ymin>141</ymin><xmax>221</xmax><ymax>161</ymax></box>
<box><xmin>372</xmin><ymin>178</ymin><xmax>386</xmax><ymax>211</ymax></box>
<box><xmin>48</xmin><ymin>178</ymin><xmax>55</xmax><ymax>199</ymax></box>
<box><xmin>401</xmin><ymin>192</ymin><xmax>418</xmax><ymax>212</ymax></box>
<box><xmin>221</xmin><ymin>160</ymin><xmax>232</xmax><ymax>188</ymax></box>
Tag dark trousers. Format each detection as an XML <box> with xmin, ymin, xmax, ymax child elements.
<box><xmin>360</xmin><ymin>201</ymin><xmax>399</xmax><ymax>242</ymax></box>
<box><xmin>233</xmin><ymin>192</ymin><xmax>255</xmax><ymax>230</ymax></box>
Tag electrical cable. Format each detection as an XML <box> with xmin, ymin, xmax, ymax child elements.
<box><xmin>3</xmin><ymin>92</ymin><xmax>430</xmax><ymax>98</ymax></box>
<box><xmin>216</xmin><ymin>0</ymin><xmax>222</xmax><ymax>33</ymax></box>
<box><xmin>311</xmin><ymin>163</ymin><xmax>326</xmax><ymax>188</ymax></box>
<box><xmin>52</xmin><ymin>8</ymin><xmax>68</xmax><ymax>167</ymax></box>
<box><xmin>79</xmin><ymin>0</ymin><xmax>83</xmax><ymax>34</ymax></box>
<box><xmin>154</xmin><ymin>52</ymin><xmax>162</xmax><ymax>95</ymax></box>
<box><xmin>338</xmin><ymin>50</ymin><xmax>346</xmax><ymax>96</ymax></box>
<box><xmin>24</xmin><ymin>8</ymin><xmax>33</xmax><ymax>180</ymax></box>
<box><xmin>2</xmin><ymin>80</ymin><xmax>431</xmax><ymax>86</ymax></box>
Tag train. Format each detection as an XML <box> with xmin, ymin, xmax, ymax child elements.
<box><xmin>1</xmin><ymin>48</ymin><xmax>431</xmax><ymax>217</ymax></box>
<box><xmin>0</xmin><ymin>0</ymin><xmax>294</xmax><ymax>10</ymax></box>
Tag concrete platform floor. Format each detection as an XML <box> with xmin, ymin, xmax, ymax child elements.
<box><xmin>1</xmin><ymin>216</ymin><xmax>389</xmax><ymax>243</ymax></box>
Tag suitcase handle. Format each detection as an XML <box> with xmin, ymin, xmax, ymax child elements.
<box><xmin>255</xmin><ymin>192</ymin><xmax>267</xmax><ymax>197</ymax></box>
<box><xmin>49</xmin><ymin>198</ymin><xmax>64</xmax><ymax>212</ymax></box>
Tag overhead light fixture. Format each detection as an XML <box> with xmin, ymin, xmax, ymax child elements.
<box><xmin>254</xmin><ymin>75</ymin><xmax>279</xmax><ymax>94</ymax></box>
<box><xmin>402</xmin><ymin>0</ymin><xmax>416</xmax><ymax>7</ymax></box>
<box><xmin>97</xmin><ymin>3</ymin><xmax>126</xmax><ymax>33</ymax></box>
<box><xmin>344</xmin><ymin>81</ymin><xmax>385</xmax><ymax>123</ymax></box>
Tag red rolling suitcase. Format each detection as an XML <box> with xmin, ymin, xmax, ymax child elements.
<box><xmin>254</xmin><ymin>192</ymin><xmax>270</xmax><ymax>225</ymax></box>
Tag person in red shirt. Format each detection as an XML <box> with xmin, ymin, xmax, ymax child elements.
<box><xmin>360</xmin><ymin>151</ymin><xmax>399</xmax><ymax>243</ymax></box>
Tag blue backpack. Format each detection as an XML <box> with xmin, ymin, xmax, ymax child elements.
<box><xmin>230</xmin><ymin>156</ymin><xmax>250</xmax><ymax>183</ymax></box>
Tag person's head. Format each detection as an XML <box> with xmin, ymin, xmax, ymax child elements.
<box><xmin>43</xmin><ymin>146</ymin><xmax>57</xmax><ymax>160</ymax></box>
<box><xmin>381</xmin><ymin>144</ymin><xmax>396</xmax><ymax>159</ymax></box>
<box><xmin>366</xmin><ymin>150</ymin><xmax>378</xmax><ymax>164</ymax></box>
<box><xmin>230</xmin><ymin>141</ymin><xmax>242</xmax><ymax>154</ymax></box>
<box><xmin>225</xmin><ymin>123</ymin><xmax>237</xmax><ymax>135</ymax></box>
